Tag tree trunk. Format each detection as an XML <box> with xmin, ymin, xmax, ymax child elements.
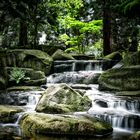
<box><xmin>103</xmin><ymin>0</ymin><xmax>111</xmax><ymax>56</ymax></box>
<box><xmin>19</xmin><ymin>20</ymin><xmax>28</xmax><ymax>46</ymax></box>
<box><xmin>129</xmin><ymin>28</ymin><xmax>138</xmax><ymax>52</ymax></box>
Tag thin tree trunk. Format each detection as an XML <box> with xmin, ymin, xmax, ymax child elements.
<box><xmin>129</xmin><ymin>29</ymin><xmax>138</xmax><ymax>52</ymax></box>
<box><xmin>103</xmin><ymin>0</ymin><xmax>111</xmax><ymax>56</ymax></box>
<box><xmin>19</xmin><ymin>20</ymin><xmax>28</xmax><ymax>46</ymax></box>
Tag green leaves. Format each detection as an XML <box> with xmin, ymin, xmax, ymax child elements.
<box><xmin>9</xmin><ymin>67</ymin><xmax>26</xmax><ymax>84</ymax></box>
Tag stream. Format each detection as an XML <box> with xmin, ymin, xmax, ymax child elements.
<box><xmin>0</xmin><ymin>60</ymin><xmax>140</xmax><ymax>140</ymax></box>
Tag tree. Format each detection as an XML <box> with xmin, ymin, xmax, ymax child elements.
<box><xmin>59</xmin><ymin>16</ymin><xmax>102</xmax><ymax>54</ymax></box>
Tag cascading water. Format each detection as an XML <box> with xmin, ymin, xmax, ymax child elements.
<box><xmin>1</xmin><ymin>59</ymin><xmax>140</xmax><ymax>140</ymax></box>
<box><xmin>86</xmin><ymin>85</ymin><xmax>140</xmax><ymax>131</ymax></box>
<box><xmin>47</xmin><ymin>60</ymin><xmax>140</xmax><ymax>135</ymax></box>
<box><xmin>0</xmin><ymin>90</ymin><xmax>43</xmax><ymax>138</ymax></box>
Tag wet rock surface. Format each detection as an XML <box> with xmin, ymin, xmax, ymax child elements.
<box><xmin>19</xmin><ymin>113</ymin><xmax>113</xmax><ymax>137</ymax></box>
<box><xmin>36</xmin><ymin>83</ymin><xmax>91</xmax><ymax>114</ymax></box>
<box><xmin>0</xmin><ymin>105</ymin><xmax>23</xmax><ymax>123</ymax></box>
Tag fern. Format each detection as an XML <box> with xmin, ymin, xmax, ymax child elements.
<box><xmin>9</xmin><ymin>67</ymin><xmax>26</xmax><ymax>84</ymax></box>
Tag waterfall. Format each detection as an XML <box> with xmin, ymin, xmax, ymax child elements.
<box><xmin>87</xmin><ymin>87</ymin><xmax>140</xmax><ymax>131</ymax></box>
<box><xmin>47</xmin><ymin>60</ymin><xmax>140</xmax><ymax>132</ymax></box>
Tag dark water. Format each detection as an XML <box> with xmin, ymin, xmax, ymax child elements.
<box><xmin>21</xmin><ymin>129</ymin><xmax>132</xmax><ymax>140</ymax></box>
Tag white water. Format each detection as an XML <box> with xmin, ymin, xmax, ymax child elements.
<box><xmin>1</xmin><ymin>60</ymin><xmax>140</xmax><ymax>139</ymax></box>
<box><xmin>85</xmin><ymin>85</ymin><xmax>140</xmax><ymax>131</ymax></box>
<box><xmin>47</xmin><ymin>60</ymin><xmax>140</xmax><ymax>132</ymax></box>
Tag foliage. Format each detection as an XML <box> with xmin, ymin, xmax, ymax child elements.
<box><xmin>9</xmin><ymin>67</ymin><xmax>27</xmax><ymax>84</ymax></box>
<box><xmin>120</xmin><ymin>0</ymin><xmax>140</xmax><ymax>15</ymax></box>
<box><xmin>59</xmin><ymin>16</ymin><xmax>102</xmax><ymax>54</ymax></box>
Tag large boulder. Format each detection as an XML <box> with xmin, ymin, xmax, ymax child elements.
<box><xmin>98</xmin><ymin>65</ymin><xmax>140</xmax><ymax>91</ymax></box>
<box><xmin>98</xmin><ymin>51</ymin><xmax>140</xmax><ymax>91</ymax></box>
<box><xmin>0</xmin><ymin>105</ymin><xmax>23</xmax><ymax>123</ymax></box>
<box><xmin>0</xmin><ymin>49</ymin><xmax>53</xmax><ymax>75</ymax></box>
<box><xmin>19</xmin><ymin>113</ymin><xmax>113</xmax><ymax>137</ymax></box>
<box><xmin>52</xmin><ymin>49</ymin><xmax>74</xmax><ymax>60</ymax></box>
<box><xmin>35</xmin><ymin>84</ymin><xmax>91</xmax><ymax>113</ymax></box>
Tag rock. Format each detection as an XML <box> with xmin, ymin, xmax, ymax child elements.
<box><xmin>7</xmin><ymin>86</ymin><xmax>41</xmax><ymax>92</ymax></box>
<box><xmin>104</xmin><ymin>51</ymin><xmax>122</xmax><ymax>61</ymax></box>
<box><xmin>102</xmin><ymin>52</ymin><xmax>122</xmax><ymax>70</ymax></box>
<box><xmin>38</xmin><ymin>44</ymin><xmax>66</xmax><ymax>55</ymax></box>
<box><xmin>0</xmin><ymin>90</ymin><xmax>43</xmax><ymax>106</ymax></box>
<box><xmin>83</xmin><ymin>73</ymin><xmax>101</xmax><ymax>84</ymax></box>
<box><xmin>116</xmin><ymin>91</ymin><xmax>140</xmax><ymax>97</ymax></box>
<box><xmin>72</xmin><ymin>54</ymin><xmax>95</xmax><ymax>60</ymax></box>
<box><xmin>7</xmin><ymin>67</ymin><xmax>46</xmax><ymax>86</ymax></box>
<box><xmin>19</xmin><ymin>113</ymin><xmax>113</xmax><ymax>137</ymax></box>
<box><xmin>0</xmin><ymin>126</ymin><xmax>22</xmax><ymax>140</ymax></box>
<box><xmin>95</xmin><ymin>100</ymin><xmax>108</xmax><ymax>108</ymax></box>
<box><xmin>98</xmin><ymin>51</ymin><xmax>140</xmax><ymax>92</ymax></box>
<box><xmin>52</xmin><ymin>49</ymin><xmax>74</xmax><ymax>60</ymax></box>
<box><xmin>0</xmin><ymin>105</ymin><xmax>23</xmax><ymax>123</ymax></box>
<box><xmin>123</xmin><ymin>51</ymin><xmax>140</xmax><ymax>66</ymax></box>
<box><xmin>0</xmin><ymin>49</ymin><xmax>53</xmax><ymax>75</ymax></box>
<box><xmin>0</xmin><ymin>77</ymin><xmax>6</xmax><ymax>90</ymax></box>
<box><xmin>129</xmin><ymin>131</ymin><xmax>140</xmax><ymax>140</ymax></box>
<box><xmin>98</xmin><ymin>65</ymin><xmax>140</xmax><ymax>91</ymax></box>
<box><xmin>35</xmin><ymin>83</ymin><xmax>91</xmax><ymax>113</ymax></box>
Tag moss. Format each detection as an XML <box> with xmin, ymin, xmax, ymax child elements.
<box><xmin>104</xmin><ymin>51</ymin><xmax>122</xmax><ymax>61</ymax></box>
<box><xmin>19</xmin><ymin>113</ymin><xmax>113</xmax><ymax>137</ymax></box>
<box><xmin>0</xmin><ymin>77</ymin><xmax>6</xmax><ymax>89</ymax></box>
<box><xmin>116</xmin><ymin>91</ymin><xmax>140</xmax><ymax>97</ymax></box>
<box><xmin>123</xmin><ymin>51</ymin><xmax>140</xmax><ymax>66</ymax></box>
<box><xmin>0</xmin><ymin>105</ymin><xmax>23</xmax><ymax>123</ymax></box>
<box><xmin>52</xmin><ymin>49</ymin><xmax>74</xmax><ymax>60</ymax></box>
<box><xmin>35</xmin><ymin>84</ymin><xmax>91</xmax><ymax>113</ymax></box>
<box><xmin>0</xmin><ymin>49</ymin><xmax>53</xmax><ymax>75</ymax></box>
<box><xmin>7</xmin><ymin>86</ymin><xmax>41</xmax><ymax>92</ymax></box>
<box><xmin>98</xmin><ymin>65</ymin><xmax>140</xmax><ymax>91</ymax></box>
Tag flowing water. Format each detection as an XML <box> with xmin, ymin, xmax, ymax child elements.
<box><xmin>0</xmin><ymin>60</ymin><xmax>140</xmax><ymax>140</ymax></box>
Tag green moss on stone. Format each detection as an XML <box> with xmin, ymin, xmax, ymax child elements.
<box><xmin>0</xmin><ymin>105</ymin><xmax>23</xmax><ymax>123</ymax></box>
<box><xmin>104</xmin><ymin>51</ymin><xmax>122</xmax><ymax>61</ymax></box>
<box><xmin>116</xmin><ymin>91</ymin><xmax>140</xmax><ymax>97</ymax></box>
<box><xmin>52</xmin><ymin>49</ymin><xmax>74</xmax><ymax>60</ymax></box>
<box><xmin>19</xmin><ymin>113</ymin><xmax>113</xmax><ymax>137</ymax></box>
<box><xmin>98</xmin><ymin>65</ymin><xmax>140</xmax><ymax>91</ymax></box>
<box><xmin>35</xmin><ymin>84</ymin><xmax>91</xmax><ymax>113</ymax></box>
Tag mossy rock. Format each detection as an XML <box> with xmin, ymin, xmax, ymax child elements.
<box><xmin>0</xmin><ymin>49</ymin><xmax>53</xmax><ymax>75</ymax></box>
<box><xmin>0</xmin><ymin>105</ymin><xmax>23</xmax><ymax>123</ymax></box>
<box><xmin>35</xmin><ymin>83</ymin><xmax>91</xmax><ymax>113</ymax></box>
<box><xmin>116</xmin><ymin>91</ymin><xmax>140</xmax><ymax>97</ymax></box>
<box><xmin>72</xmin><ymin>54</ymin><xmax>95</xmax><ymax>60</ymax></box>
<box><xmin>104</xmin><ymin>51</ymin><xmax>122</xmax><ymax>61</ymax></box>
<box><xmin>123</xmin><ymin>51</ymin><xmax>140</xmax><ymax>66</ymax></box>
<box><xmin>7</xmin><ymin>86</ymin><xmax>41</xmax><ymax>92</ymax></box>
<box><xmin>19</xmin><ymin>113</ymin><xmax>113</xmax><ymax>137</ymax></box>
<box><xmin>38</xmin><ymin>44</ymin><xmax>65</xmax><ymax>55</ymax></box>
<box><xmin>129</xmin><ymin>131</ymin><xmax>140</xmax><ymax>140</ymax></box>
<box><xmin>0</xmin><ymin>77</ymin><xmax>6</xmax><ymax>90</ymax></box>
<box><xmin>7</xmin><ymin>67</ymin><xmax>46</xmax><ymax>86</ymax></box>
<box><xmin>52</xmin><ymin>49</ymin><xmax>74</xmax><ymax>60</ymax></box>
<box><xmin>98</xmin><ymin>65</ymin><xmax>140</xmax><ymax>91</ymax></box>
